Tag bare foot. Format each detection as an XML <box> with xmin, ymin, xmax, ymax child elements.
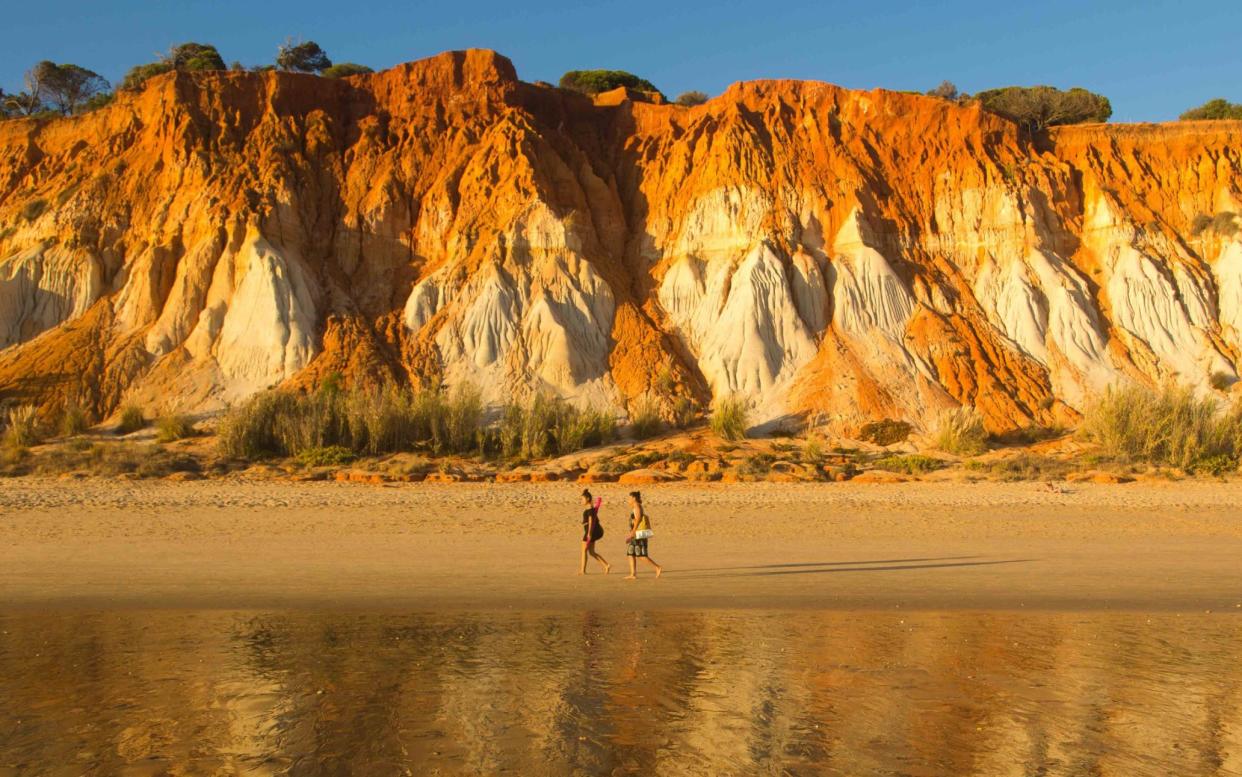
<box><xmin>654</xmin><ymin>567</ymin><xmax>663</xmax><ymax>579</ymax></box>
<box><xmin>624</xmin><ymin>575</ymin><xmax>637</xmax><ymax>581</ymax></box>
<box><xmin>577</xmin><ymin>570</ymin><xmax>585</xmax><ymax>576</ymax></box>
<box><xmin>603</xmin><ymin>563</ymin><xmax>611</xmax><ymax>574</ymax></box>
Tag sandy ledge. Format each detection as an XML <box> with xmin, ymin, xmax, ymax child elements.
<box><xmin>2</xmin><ymin>478</ymin><xmax>1241</xmax><ymax>612</ymax></box>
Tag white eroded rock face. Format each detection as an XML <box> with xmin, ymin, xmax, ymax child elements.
<box><xmin>403</xmin><ymin>204</ymin><xmax>617</xmax><ymax>406</ymax></box>
<box><xmin>973</xmin><ymin>247</ymin><xmax>1118</xmax><ymax>409</ymax></box>
<box><xmin>0</xmin><ymin>245</ymin><xmax>102</xmax><ymax>348</ymax></box>
<box><xmin>661</xmin><ymin>243</ymin><xmax>818</xmax><ymax>411</ymax></box>
<box><xmin>656</xmin><ymin>186</ymin><xmax>830</xmax><ymax>418</ymax></box>
<box><xmin>213</xmin><ymin>232</ymin><xmax>319</xmax><ymax>401</ymax></box>
<box><xmin>1214</xmin><ymin>239</ymin><xmax>1242</xmax><ymax>343</ymax></box>
<box><xmin>829</xmin><ymin>212</ymin><xmax>914</xmax><ymax>342</ymax></box>
<box><xmin>1085</xmin><ymin>195</ymin><xmax>1234</xmax><ymax>387</ymax></box>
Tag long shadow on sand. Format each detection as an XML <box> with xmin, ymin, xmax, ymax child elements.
<box><xmin>672</xmin><ymin>556</ymin><xmax>979</xmax><ymax>573</ymax></box>
<box><xmin>672</xmin><ymin>557</ymin><xmax>1035</xmax><ymax>578</ymax></box>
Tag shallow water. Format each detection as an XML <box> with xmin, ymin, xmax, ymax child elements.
<box><xmin>2</xmin><ymin>610</ymin><xmax>1240</xmax><ymax>776</ymax></box>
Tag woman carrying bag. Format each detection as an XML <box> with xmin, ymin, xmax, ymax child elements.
<box><xmin>579</xmin><ymin>489</ymin><xmax>610</xmax><ymax>575</ymax></box>
<box><xmin>624</xmin><ymin>490</ymin><xmax>662</xmax><ymax>580</ymax></box>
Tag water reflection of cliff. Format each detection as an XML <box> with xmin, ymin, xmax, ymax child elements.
<box><xmin>1</xmin><ymin>611</ymin><xmax>1240</xmax><ymax>775</ymax></box>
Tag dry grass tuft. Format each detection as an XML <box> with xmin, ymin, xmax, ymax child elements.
<box><xmin>710</xmin><ymin>396</ymin><xmax>749</xmax><ymax>441</ymax></box>
<box><xmin>932</xmin><ymin>407</ymin><xmax>988</xmax><ymax>455</ymax></box>
<box><xmin>1078</xmin><ymin>383</ymin><xmax>1242</xmax><ymax>473</ymax></box>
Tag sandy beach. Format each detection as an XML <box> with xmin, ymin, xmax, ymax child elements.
<box><xmin>3</xmin><ymin>478</ymin><xmax>1241</xmax><ymax>612</ymax></box>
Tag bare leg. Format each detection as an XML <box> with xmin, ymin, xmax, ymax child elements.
<box><xmin>589</xmin><ymin>547</ymin><xmax>611</xmax><ymax>573</ymax></box>
<box><xmin>625</xmin><ymin>555</ymin><xmax>637</xmax><ymax>580</ymax></box>
<box><xmin>579</xmin><ymin>542</ymin><xmax>590</xmax><ymax>575</ymax></box>
<box><xmin>643</xmin><ymin>556</ymin><xmax>663</xmax><ymax>578</ymax></box>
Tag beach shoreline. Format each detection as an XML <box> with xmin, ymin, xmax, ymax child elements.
<box><xmin>3</xmin><ymin>478</ymin><xmax>1242</xmax><ymax>613</ymax></box>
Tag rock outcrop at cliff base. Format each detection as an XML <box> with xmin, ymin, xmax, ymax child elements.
<box><xmin>0</xmin><ymin>49</ymin><xmax>1239</xmax><ymax>432</ymax></box>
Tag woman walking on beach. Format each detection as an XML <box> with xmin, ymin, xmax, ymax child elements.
<box><xmin>625</xmin><ymin>491</ymin><xmax>662</xmax><ymax>580</ymax></box>
<box><xmin>579</xmin><ymin>489</ymin><xmax>610</xmax><ymax>575</ymax></box>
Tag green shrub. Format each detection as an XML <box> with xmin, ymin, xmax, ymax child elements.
<box><xmin>219</xmin><ymin>383</ymin><xmax>617</xmax><ymax>462</ymax></box>
<box><xmin>740</xmin><ymin>453</ymin><xmax>775</xmax><ymax>476</ymax></box>
<box><xmin>321</xmin><ymin>63</ymin><xmax>373</xmax><ymax>79</ymax></box>
<box><xmin>1179</xmin><ymin>98</ymin><xmax>1242</xmax><ymax>121</ymax></box>
<box><xmin>1079</xmin><ymin>383</ymin><xmax>1242</xmax><ymax>471</ymax></box>
<box><xmin>669</xmin><ymin>396</ymin><xmax>698</xmax><ymax>429</ymax></box>
<box><xmin>120</xmin><ymin>43</ymin><xmax>225</xmax><ymax>91</ymax></box>
<box><xmin>155</xmin><ymin>414</ymin><xmax>195</xmax><ymax>442</ymax></box>
<box><xmin>859</xmin><ymin>419</ymin><xmax>912</xmax><ymax>446</ymax></box>
<box><xmin>966</xmin><ymin>453</ymin><xmax>1073</xmax><ymax>481</ymax></box>
<box><xmin>623</xmin><ymin>451</ymin><xmax>665</xmax><ymax>470</ymax></box>
<box><xmin>115</xmin><ymin>405</ymin><xmax>146</xmax><ymax>435</ymax></box>
<box><xmin>553</xmin><ymin>405</ymin><xmax>615</xmax><ymax>455</ymax></box>
<box><xmin>1213</xmin><ymin>212</ymin><xmax>1239</xmax><ymax>237</ymax></box>
<box><xmin>1192</xmin><ymin>453</ymin><xmax>1237</xmax><ymax>477</ymax></box>
<box><xmin>675</xmin><ymin>90</ymin><xmax>708</xmax><ymax>106</ymax></box>
<box><xmin>277</xmin><ymin>40</ymin><xmax>332</xmax><ymax>73</ymax></box>
<box><xmin>991</xmin><ymin>424</ymin><xmax>1063</xmax><ymax>446</ymax></box>
<box><xmin>218</xmin><ymin>391</ymin><xmax>294</xmax><ymax>458</ymax></box>
<box><xmin>932</xmin><ymin>407</ymin><xmax>988</xmax><ymax>455</ymax></box>
<box><xmin>1</xmin><ymin>442</ymin><xmax>31</xmax><ymax>470</ymax></box>
<box><xmin>59</xmin><ymin>402</ymin><xmax>90</xmax><ymax>436</ymax></box>
<box><xmin>1191</xmin><ymin>214</ymin><xmax>1214</xmax><ymax>235</ymax></box>
<box><xmin>872</xmin><ymin>454</ymin><xmax>943</xmax><ymax>475</ymax></box>
<box><xmin>710</xmin><ymin>396</ymin><xmax>749</xmax><ymax>441</ymax></box>
<box><xmin>927</xmin><ymin>80</ymin><xmax>959</xmax><ymax>100</ymax></box>
<box><xmin>498</xmin><ymin>393</ymin><xmax>614</xmax><ymax>460</ymax></box>
<box><xmin>21</xmin><ymin>199</ymin><xmax>47</xmax><ymax>222</ymax></box>
<box><xmin>665</xmin><ymin>450</ymin><xmax>696</xmax><ymax>467</ymax></box>
<box><xmin>802</xmin><ymin>434</ymin><xmax>825</xmax><ymax>463</ymax></box>
<box><xmin>559</xmin><ymin>69</ymin><xmax>659</xmax><ymax>96</ymax></box>
<box><xmin>1210</xmin><ymin>371</ymin><xmax>1236</xmax><ymax>392</ymax></box>
<box><xmin>975</xmin><ymin>85</ymin><xmax>1111</xmax><ymax>132</ymax></box>
<box><xmin>295</xmin><ymin>445</ymin><xmax>356</xmax><ymax>467</ymax></box>
<box><xmin>4</xmin><ymin>405</ymin><xmax>42</xmax><ymax>447</ymax></box>
<box><xmin>629</xmin><ymin>395</ymin><xmax>663</xmax><ymax>440</ymax></box>
<box><xmin>429</xmin><ymin>383</ymin><xmax>485</xmax><ymax>455</ymax></box>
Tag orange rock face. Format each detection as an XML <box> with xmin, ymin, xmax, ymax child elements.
<box><xmin>0</xmin><ymin>50</ymin><xmax>1239</xmax><ymax>431</ymax></box>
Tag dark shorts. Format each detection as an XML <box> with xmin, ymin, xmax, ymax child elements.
<box><xmin>627</xmin><ymin>538</ymin><xmax>648</xmax><ymax>557</ymax></box>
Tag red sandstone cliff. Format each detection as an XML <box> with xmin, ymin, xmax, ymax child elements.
<box><xmin>0</xmin><ymin>49</ymin><xmax>1239</xmax><ymax>431</ymax></box>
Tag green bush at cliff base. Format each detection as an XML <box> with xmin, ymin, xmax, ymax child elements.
<box><xmin>219</xmin><ymin>383</ymin><xmax>615</xmax><ymax>462</ymax></box>
<box><xmin>1078</xmin><ymin>383</ymin><xmax>1242</xmax><ymax>473</ymax></box>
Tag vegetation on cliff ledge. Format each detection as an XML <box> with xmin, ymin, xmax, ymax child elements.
<box><xmin>1179</xmin><ymin>98</ymin><xmax>1242</xmax><ymax>121</ymax></box>
<box><xmin>559</xmin><ymin>69</ymin><xmax>660</xmax><ymax>96</ymax></box>
<box><xmin>975</xmin><ymin>85</ymin><xmax>1112</xmax><ymax>132</ymax></box>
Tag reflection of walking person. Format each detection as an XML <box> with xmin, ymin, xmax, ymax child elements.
<box><xmin>625</xmin><ymin>491</ymin><xmax>662</xmax><ymax>580</ymax></box>
<box><xmin>579</xmin><ymin>489</ymin><xmax>610</xmax><ymax>575</ymax></box>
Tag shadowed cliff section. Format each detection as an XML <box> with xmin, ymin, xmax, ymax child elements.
<box><xmin>0</xmin><ymin>49</ymin><xmax>1239</xmax><ymax>431</ymax></box>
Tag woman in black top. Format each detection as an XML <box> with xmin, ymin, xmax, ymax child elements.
<box><xmin>579</xmin><ymin>489</ymin><xmax>611</xmax><ymax>575</ymax></box>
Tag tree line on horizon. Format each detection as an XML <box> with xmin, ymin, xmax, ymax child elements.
<box><xmin>2</xmin><ymin>47</ymin><xmax>1239</xmax><ymax>129</ymax></box>
<box><xmin>0</xmin><ymin>40</ymin><xmax>372</xmax><ymax>119</ymax></box>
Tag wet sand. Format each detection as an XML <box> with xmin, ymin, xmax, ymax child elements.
<box><xmin>5</xmin><ymin>609</ymin><xmax>1242</xmax><ymax>776</ymax></box>
<box><xmin>3</xmin><ymin>478</ymin><xmax>1242</xmax><ymax>611</ymax></box>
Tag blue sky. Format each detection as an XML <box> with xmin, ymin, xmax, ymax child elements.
<box><xmin>2</xmin><ymin>0</ymin><xmax>1237</xmax><ymax>122</ymax></box>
